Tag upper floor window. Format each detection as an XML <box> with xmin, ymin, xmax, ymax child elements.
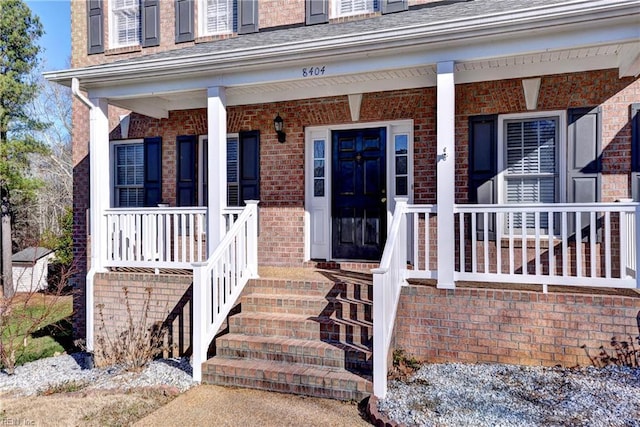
<box><xmin>200</xmin><ymin>0</ymin><xmax>234</xmax><ymax>36</ymax></box>
<box><xmin>333</xmin><ymin>0</ymin><xmax>374</xmax><ymax>18</ymax></box>
<box><xmin>110</xmin><ymin>0</ymin><xmax>141</xmax><ymax>48</ymax></box>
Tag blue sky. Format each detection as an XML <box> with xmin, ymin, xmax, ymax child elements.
<box><xmin>27</xmin><ymin>0</ymin><xmax>71</xmax><ymax>71</ymax></box>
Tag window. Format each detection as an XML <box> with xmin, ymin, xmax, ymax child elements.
<box><xmin>500</xmin><ymin>115</ymin><xmax>560</xmax><ymax>231</ymax></box>
<box><xmin>200</xmin><ymin>0</ymin><xmax>234</xmax><ymax>36</ymax></box>
<box><xmin>227</xmin><ymin>136</ymin><xmax>240</xmax><ymax>205</ymax></box>
<box><xmin>334</xmin><ymin>0</ymin><xmax>375</xmax><ymax>17</ymax></box>
<box><xmin>394</xmin><ymin>134</ymin><xmax>408</xmax><ymax>196</ymax></box>
<box><xmin>110</xmin><ymin>0</ymin><xmax>141</xmax><ymax>47</ymax></box>
<box><xmin>313</xmin><ymin>140</ymin><xmax>326</xmax><ymax>197</ymax></box>
<box><xmin>114</xmin><ymin>142</ymin><xmax>144</xmax><ymax>207</ymax></box>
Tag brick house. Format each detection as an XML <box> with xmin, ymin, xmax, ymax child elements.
<box><xmin>45</xmin><ymin>0</ymin><xmax>640</xmax><ymax>399</ymax></box>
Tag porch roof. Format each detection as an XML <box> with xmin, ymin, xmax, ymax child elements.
<box><xmin>44</xmin><ymin>0</ymin><xmax>639</xmax><ymax>116</ymax></box>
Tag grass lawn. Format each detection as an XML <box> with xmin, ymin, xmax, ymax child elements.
<box><xmin>1</xmin><ymin>293</ymin><xmax>74</xmax><ymax>369</ymax></box>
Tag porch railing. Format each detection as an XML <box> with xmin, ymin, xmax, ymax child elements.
<box><xmin>192</xmin><ymin>201</ymin><xmax>259</xmax><ymax>381</ymax></box>
<box><xmin>372</xmin><ymin>198</ymin><xmax>408</xmax><ymax>399</ymax></box>
<box><xmin>103</xmin><ymin>207</ymin><xmax>207</xmax><ymax>269</ymax></box>
<box><xmin>454</xmin><ymin>202</ymin><xmax>640</xmax><ymax>289</ymax></box>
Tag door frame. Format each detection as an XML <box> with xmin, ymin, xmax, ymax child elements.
<box><xmin>304</xmin><ymin>120</ymin><xmax>414</xmax><ymax>261</ymax></box>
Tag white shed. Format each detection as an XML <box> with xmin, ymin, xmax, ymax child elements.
<box><xmin>12</xmin><ymin>247</ymin><xmax>55</xmax><ymax>293</ymax></box>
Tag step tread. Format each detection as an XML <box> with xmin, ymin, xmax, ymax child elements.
<box><xmin>244</xmin><ymin>292</ymin><xmax>372</xmax><ymax>305</ymax></box>
<box><xmin>231</xmin><ymin>311</ymin><xmax>372</xmax><ymax>327</ymax></box>
<box><xmin>218</xmin><ymin>333</ymin><xmax>372</xmax><ymax>354</ymax></box>
<box><xmin>204</xmin><ymin>357</ymin><xmax>372</xmax><ymax>385</ymax></box>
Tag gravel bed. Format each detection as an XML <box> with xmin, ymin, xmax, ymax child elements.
<box><xmin>378</xmin><ymin>363</ymin><xmax>640</xmax><ymax>427</ymax></box>
<box><xmin>0</xmin><ymin>353</ymin><xmax>196</xmax><ymax>396</ymax></box>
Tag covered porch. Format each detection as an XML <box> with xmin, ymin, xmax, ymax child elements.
<box><xmin>46</xmin><ymin>0</ymin><xmax>640</xmax><ymax>397</ymax></box>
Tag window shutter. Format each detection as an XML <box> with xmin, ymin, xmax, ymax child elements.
<box><xmin>381</xmin><ymin>0</ymin><xmax>407</xmax><ymax>14</ymax></box>
<box><xmin>469</xmin><ymin>115</ymin><xmax>497</xmax><ymax>239</ymax></box>
<box><xmin>177</xmin><ymin>135</ymin><xmax>198</xmax><ymax>206</ymax></box>
<box><xmin>175</xmin><ymin>0</ymin><xmax>194</xmax><ymax>42</ymax></box>
<box><xmin>141</xmin><ymin>0</ymin><xmax>160</xmax><ymax>47</ymax></box>
<box><xmin>239</xmin><ymin>131</ymin><xmax>260</xmax><ymax>205</ymax></box>
<box><xmin>567</xmin><ymin>107</ymin><xmax>602</xmax><ymax>241</ymax></box>
<box><xmin>238</xmin><ymin>0</ymin><xmax>259</xmax><ymax>34</ymax></box>
<box><xmin>87</xmin><ymin>0</ymin><xmax>104</xmax><ymax>54</ymax></box>
<box><xmin>632</xmin><ymin>103</ymin><xmax>640</xmax><ymax>201</ymax></box>
<box><xmin>306</xmin><ymin>0</ymin><xmax>328</xmax><ymax>25</ymax></box>
<box><xmin>143</xmin><ymin>137</ymin><xmax>162</xmax><ymax>207</ymax></box>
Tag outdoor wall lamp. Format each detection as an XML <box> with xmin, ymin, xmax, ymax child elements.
<box><xmin>274</xmin><ymin>113</ymin><xmax>286</xmax><ymax>143</ymax></box>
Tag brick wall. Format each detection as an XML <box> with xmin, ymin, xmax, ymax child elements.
<box><xmin>93</xmin><ymin>272</ymin><xmax>193</xmax><ymax>363</ymax></box>
<box><xmin>394</xmin><ymin>283</ymin><xmax>640</xmax><ymax>367</ymax></box>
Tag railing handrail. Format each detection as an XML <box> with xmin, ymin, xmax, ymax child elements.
<box><xmin>404</xmin><ymin>204</ymin><xmax>437</xmax><ymax>214</ymax></box>
<box><xmin>192</xmin><ymin>201</ymin><xmax>259</xmax><ymax>382</ymax></box>
<box><xmin>374</xmin><ymin>200</ymin><xmax>409</xmax><ymax>274</ymax></box>
<box><xmin>104</xmin><ymin>206</ymin><xmax>207</xmax><ymax>214</ymax></box>
<box><xmin>198</xmin><ymin>205</ymin><xmax>255</xmax><ymax>270</ymax></box>
<box><xmin>455</xmin><ymin>202</ymin><xmax>639</xmax><ymax>212</ymax></box>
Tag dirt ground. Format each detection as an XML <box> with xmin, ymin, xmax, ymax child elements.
<box><xmin>0</xmin><ymin>388</ymin><xmax>176</xmax><ymax>426</ymax></box>
<box><xmin>1</xmin><ymin>385</ymin><xmax>371</xmax><ymax>427</ymax></box>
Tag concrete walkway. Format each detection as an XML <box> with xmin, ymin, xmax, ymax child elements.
<box><xmin>134</xmin><ymin>385</ymin><xmax>372</xmax><ymax>427</ymax></box>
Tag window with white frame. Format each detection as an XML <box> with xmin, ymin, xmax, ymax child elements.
<box><xmin>110</xmin><ymin>0</ymin><xmax>141</xmax><ymax>48</ymax></box>
<box><xmin>200</xmin><ymin>0</ymin><xmax>234</xmax><ymax>36</ymax></box>
<box><xmin>333</xmin><ymin>0</ymin><xmax>375</xmax><ymax>17</ymax></box>
<box><xmin>501</xmin><ymin>116</ymin><xmax>559</xmax><ymax>230</ymax></box>
<box><xmin>114</xmin><ymin>142</ymin><xmax>144</xmax><ymax>207</ymax></box>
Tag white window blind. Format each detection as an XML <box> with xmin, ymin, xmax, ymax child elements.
<box><xmin>115</xmin><ymin>143</ymin><xmax>144</xmax><ymax>207</ymax></box>
<box><xmin>110</xmin><ymin>0</ymin><xmax>141</xmax><ymax>47</ymax></box>
<box><xmin>504</xmin><ymin>118</ymin><xmax>557</xmax><ymax>229</ymax></box>
<box><xmin>204</xmin><ymin>0</ymin><xmax>233</xmax><ymax>35</ymax></box>
<box><xmin>336</xmin><ymin>0</ymin><xmax>374</xmax><ymax>16</ymax></box>
<box><xmin>227</xmin><ymin>137</ymin><xmax>240</xmax><ymax>206</ymax></box>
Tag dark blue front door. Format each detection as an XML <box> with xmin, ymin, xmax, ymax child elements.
<box><xmin>332</xmin><ymin>128</ymin><xmax>387</xmax><ymax>260</ymax></box>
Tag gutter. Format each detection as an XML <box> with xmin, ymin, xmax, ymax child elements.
<box><xmin>44</xmin><ymin>0</ymin><xmax>640</xmax><ymax>88</ymax></box>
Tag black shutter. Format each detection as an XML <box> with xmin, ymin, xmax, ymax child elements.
<box><xmin>632</xmin><ymin>104</ymin><xmax>640</xmax><ymax>202</ymax></box>
<box><xmin>239</xmin><ymin>131</ymin><xmax>260</xmax><ymax>205</ymax></box>
<box><xmin>175</xmin><ymin>0</ymin><xmax>194</xmax><ymax>43</ymax></box>
<box><xmin>177</xmin><ymin>135</ymin><xmax>197</xmax><ymax>207</ymax></box>
<box><xmin>141</xmin><ymin>0</ymin><xmax>160</xmax><ymax>47</ymax></box>
<box><xmin>381</xmin><ymin>0</ymin><xmax>408</xmax><ymax>14</ymax></box>
<box><xmin>567</xmin><ymin>107</ymin><xmax>602</xmax><ymax>241</ymax></box>
<box><xmin>238</xmin><ymin>0</ymin><xmax>259</xmax><ymax>34</ymax></box>
<box><xmin>469</xmin><ymin>115</ymin><xmax>498</xmax><ymax>239</ymax></box>
<box><xmin>143</xmin><ymin>137</ymin><xmax>162</xmax><ymax>207</ymax></box>
<box><xmin>87</xmin><ymin>0</ymin><xmax>104</xmax><ymax>54</ymax></box>
<box><xmin>306</xmin><ymin>0</ymin><xmax>328</xmax><ymax>25</ymax></box>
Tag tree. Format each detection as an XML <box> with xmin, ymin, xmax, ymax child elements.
<box><xmin>0</xmin><ymin>0</ymin><xmax>46</xmax><ymax>297</ymax></box>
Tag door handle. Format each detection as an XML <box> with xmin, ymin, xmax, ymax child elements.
<box><xmin>381</xmin><ymin>197</ymin><xmax>387</xmax><ymax>203</ymax></box>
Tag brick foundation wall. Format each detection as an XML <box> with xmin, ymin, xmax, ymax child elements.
<box><xmin>93</xmin><ymin>272</ymin><xmax>193</xmax><ymax>363</ymax></box>
<box><xmin>394</xmin><ymin>284</ymin><xmax>640</xmax><ymax>367</ymax></box>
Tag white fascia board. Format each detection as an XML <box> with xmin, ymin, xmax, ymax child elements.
<box><xmin>84</xmin><ymin>19</ymin><xmax>632</xmax><ymax>103</ymax></box>
<box><xmin>44</xmin><ymin>0</ymin><xmax>640</xmax><ymax>89</ymax></box>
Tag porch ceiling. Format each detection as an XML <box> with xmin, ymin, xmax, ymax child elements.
<box><xmin>110</xmin><ymin>40</ymin><xmax>636</xmax><ymax>119</ymax></box>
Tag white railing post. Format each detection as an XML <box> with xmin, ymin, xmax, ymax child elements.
<box><xmin>372</xmin><ymin>271</ymin><xmax>386</xmax><ymax>398</ymax></box>
<box><xmin>245</xmin><ymin>200</ymin><xmax>260</xmax><ymax>278</ymax></box>
<box><xmin>436</xmin><ymin>61</ymin><xmax>456</xmax><ymax>289</ymax></box>
<box><xmin>635</xmin><ymin>204</ymin><xmax>640</xmax><ymax>288</ymax></box>
<box><xmin>191</xmin><ymin>262</ymin><xmax>208</xmax><ymax>382</ymax></box>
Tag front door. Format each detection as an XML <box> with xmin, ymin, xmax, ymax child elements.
<box><xmin>332</xmin><ymin>128</ymin><xmax>387</xmax><ymax>260</ymax></box>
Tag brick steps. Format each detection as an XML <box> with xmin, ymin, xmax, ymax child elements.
<box><xmin>202</xmin><ymin>273</ymin><xmax>374</xmax><ymax>401</ymax></box>
<box><xmin>202</xmin><ymin>358</ymin><xmax>372</xmax><ymax>401</ymax></box>
<box><xmin>216</xmin><ymin>333</ymin><xmax>372</xmax><ymax>372</ymax></box>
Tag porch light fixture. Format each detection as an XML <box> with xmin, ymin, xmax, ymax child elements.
<box><xmin>274</xmin><ymin>113</ymin><xmax>286</xmax><ymax>143</ymax></box>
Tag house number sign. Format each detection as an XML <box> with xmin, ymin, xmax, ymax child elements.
<box><xmin>302</xmin><ymin>66</ymin><xmax>326</xmax><ymax>77</ymax></box>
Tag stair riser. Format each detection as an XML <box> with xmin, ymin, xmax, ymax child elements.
<box><xmin>203</xmin><ymin>374</ymin><xmax>370</xmax><ymax>401</ymax></box>
<box><xmin>246</xmin><ymin>280</ymin><xmax>373</xmax><ymax>301</ymax></box>
<box><xmin>216</xmin><ymin>344</ymin><xmax>372</xmax><ymax>372</ymax></box>
<box><xmin>229</xmin><ymin>316</ymin><xmax>371</xmax><ymax>346</ymax></box>
<box><xmin>241</xmin><ymin>296</ymin><xmax>372</xmax><ymax>320</ymax></box>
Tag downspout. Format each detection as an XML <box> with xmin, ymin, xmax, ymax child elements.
<box><xmin>72</xmin><ymin>77</ymin><xmax>96</xmax><ymax>353</ymax></box>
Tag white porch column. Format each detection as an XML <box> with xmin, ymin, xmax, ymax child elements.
<box><xmin>89</xmin><ymin>97</ymin><xmax>110</xmax><ymax>273</ymax></box>
<box><xmin>207</xmin><ymin>87</ymin><xmax>227</xmax><ymax>255</ymax></box>
<box><xmin>436</xmin><ymin>61</ymin><xmax>456</xmax><ymax>289</ymax></box>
